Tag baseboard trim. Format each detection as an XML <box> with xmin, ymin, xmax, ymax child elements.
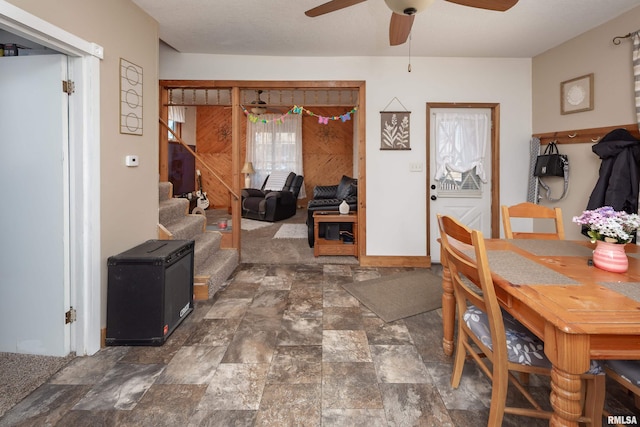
<box><xmin>359</xmin><ymin>255</ymin><xmax>430</xmax><ymax>268</ymax></box>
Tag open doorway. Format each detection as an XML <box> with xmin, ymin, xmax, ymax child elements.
<box><xmin>158</xmin><ymin>81</ymin><xmax>367</xmax><ymax>262</ymax></box>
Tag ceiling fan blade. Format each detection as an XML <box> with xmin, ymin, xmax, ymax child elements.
<box><xmin>389</xmin><ymin>13</ymin><xmax>414</xmax><ymax>46</ymax></box>
<box><xmin>305</xmin><ymin>0</ymin><xmax>367</xmax><ymax>17</ymax></box>
<box><xmin>444</xmin><ymin>0</ymin><xmax>517</xmax><ymax>11</ymax></box>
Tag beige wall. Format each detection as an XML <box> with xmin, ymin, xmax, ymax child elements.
<box><xmin>7</xmin><ymin>0</ymin><xmax>160</xmax><ymax>326</ymax></box>
<box><xmin>532</xmin><ymin>6</ymin><xmax>640</xmax><ymax>240</ymax></box>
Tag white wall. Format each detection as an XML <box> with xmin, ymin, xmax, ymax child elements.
<box><xmin>161</xmin><ymin>46</ymin><xmax>532</xmax><ymax>256</ymax></box>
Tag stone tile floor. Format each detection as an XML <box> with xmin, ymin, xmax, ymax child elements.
<box><xmin>1</xmin><ymin>263</ymin><xmax>639</xmax><ymax>426</ymax></box>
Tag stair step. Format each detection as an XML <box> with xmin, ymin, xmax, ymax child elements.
<box><xmin>159</xmin><ymin>198</ymin><xmax>189</xmax><ymax>225</ymax></box>
<box><xmin>164</xmin><ymin>214</ymin><xmax>205</xmax><ymax>241</ymax></box>
<box><xmin>195</xmin><ymin>249</ymin><xmax>240</xmax><ymax>299</ymax></box>
<box><xmin>159</xmin><ymin>181</ymin><xmax>173</xmax><ymax>202</ymax></box>
<box><xmin>192</xmin><ymin>231</ymin><xmax>223</xmax><ymax>272</ymax></box>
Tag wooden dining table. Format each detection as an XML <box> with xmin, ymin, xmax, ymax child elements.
<box><xmin>439</xmin><ymin>238</ymin><xmax>640</xmax><ymax>427</ymax></box>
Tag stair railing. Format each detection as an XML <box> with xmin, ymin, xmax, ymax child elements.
<box><xmin>159</xmin><ymin>118</ymin><xmax>239</xmax><ymax>201</ymax></box>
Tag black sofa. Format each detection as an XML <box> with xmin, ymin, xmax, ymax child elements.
<box><xmin>241</xmin><ymin>172</ymin><xmax>304</xmax><ymax>222</ymax></box>
<box><xmin>306</xmin><ymin>175</ymin><xmax>358</xmax><ymax>247</ymax></box>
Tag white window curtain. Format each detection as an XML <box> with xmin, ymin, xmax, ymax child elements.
<box><xmin>246</xmin><ymin>113</ymin><xmax>306</xmax><ymax>198</ymax></box>
<box><xmin>168</xmin><ymin>106</ymin><xmax>186</xmax><ymax>123</ymax></box>
<box><xmin>433</xmin><ymin>112</ymin><xmax>489</xmax><ymax>183</ymax></box>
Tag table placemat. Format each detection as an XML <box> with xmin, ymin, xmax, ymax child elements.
<box><xmin>509</xmin><ymin>239</ymin><xmax>593</xmax><ymax>257</ymax></box>
<box><xmin>463</xmin><ymin>249</ymin><xmax>579</xmax><ymax>285</ymax></box>
<box><xmin>598</xmin><ymin>282</ymin><xmax>640</xmax><ymax>303</ymax></box>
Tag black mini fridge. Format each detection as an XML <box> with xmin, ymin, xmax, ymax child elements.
<box><xmin>106</xmin><ymin>239</ymin><xmax>194</xmax><ymax>346</ymax></box>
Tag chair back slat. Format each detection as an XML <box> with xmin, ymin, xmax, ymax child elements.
<box><xmin>501</xmin><ymin>202</ymin><xmax>565</xmax><ymax>240</ymax></box>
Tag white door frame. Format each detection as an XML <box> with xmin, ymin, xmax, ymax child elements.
<box><xmin>0</xmin><ymin>1</ymin><xmax>103</xmax><ymax>355</ymax></box>
<box><xmin>426</xmin><ymin>102</ymin><xmax>501</xmax><ymax>262</ymax></box>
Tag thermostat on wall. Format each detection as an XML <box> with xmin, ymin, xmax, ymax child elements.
<box><xmin>125</xmin><ymin>155</ymin><xmax>139</xmax><ymax>167</ymax></box>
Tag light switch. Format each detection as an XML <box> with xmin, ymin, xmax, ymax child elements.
<box><xmin>410</xmin><ymin>162</ymin><xmax>423</xmax><ymax>172</ymax></box>
<box><xmin>125</xmin><ymin>155</ymin><xmax>139</xmax><ymax>167</ymax></box>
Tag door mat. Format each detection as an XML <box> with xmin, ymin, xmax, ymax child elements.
<box><xmin>342</xmin><ymin>270</ymin><xmax>443</xmax><ymax>322</ymax></box>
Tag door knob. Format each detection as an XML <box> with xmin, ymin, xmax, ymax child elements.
<box><xmin>431</xmin><ymin>195</ymin><xmax>437</xmax><ymax>201</ymax></box>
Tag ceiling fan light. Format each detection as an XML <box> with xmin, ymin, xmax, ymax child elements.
<box><xmin>250</xmin><ymin>89</ymin><xmax>268</xmax><ymax>114</ymax></box>
<box><xmin>384</xmin><ymin>0</ymin><xmax>435</xmax><ymax>15</ymax></box>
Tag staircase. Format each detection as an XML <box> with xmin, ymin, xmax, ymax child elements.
<box><xmin>158</xmin><ymin>182</ymin><xmax>239</xmax><ymax>300</ymax></box>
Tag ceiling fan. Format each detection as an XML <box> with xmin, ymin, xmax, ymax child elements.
<box><xmin>305</xmin><ymin>0</ymin><xmax>518</xmax><ymax>46</ymax></box>
<box><xmin>248</xmin><ymin>90</ymin><xmax>288</xmax><ymax>115</ymax></box>
<box><xmin>250</xmin><ymin>90</ymin><xmax>268</xmax><ymax>115</ymax></box>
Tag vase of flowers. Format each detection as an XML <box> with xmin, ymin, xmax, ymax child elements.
<box><xmin>572</xmin><ymin>206</ymin><xmax>640</xmax><ymax>273</ymax></box>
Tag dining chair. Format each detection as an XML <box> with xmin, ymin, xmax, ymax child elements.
<box><xmin>604</xmin><ymin>360</ymin><xmax>640</xmax><ymax>410</ymax></box>
<box><xmin>501</xmin><ymin>201</ymin><xmax>565</xmax><ymax>239</ymax></box>
<box><xmin>437</xmin><ymin>214</ymin><xmax>604</xmax><ymax>426</ymax></box>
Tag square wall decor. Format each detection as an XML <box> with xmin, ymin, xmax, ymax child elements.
<box><xmin>561</xmin><ymin>73</ymin><xmax>593</xmax><ymax>115</ymax></box>
<box><xmin>380</xmin><ymin>111</ymin><xmax>411</xmax><ymax>150</ymax></box>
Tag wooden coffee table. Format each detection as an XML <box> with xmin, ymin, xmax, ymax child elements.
<box><xmin>313</xmin><ymin>211</ymin><xmax>358</xmax><ymax>258</ymax></box>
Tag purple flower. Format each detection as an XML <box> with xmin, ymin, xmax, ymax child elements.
<box><xmin>572</xmin><ymin>206</ymin><xmax>640</xmax><ymax>244</ymax></box>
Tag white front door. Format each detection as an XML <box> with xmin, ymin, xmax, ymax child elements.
<box><xmin>0</xmin><ymin>54</ymin><xmax>71</xmax><ymax>356</ymax></box>
<box><xmin>428</xmin><ymin>107</ymin><xmax>493</xmax><ymax>263</ymax></box>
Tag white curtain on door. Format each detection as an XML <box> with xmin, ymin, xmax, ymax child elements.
<box><xmin>433</xmin><ymin>112</ymin><xmax>489</xmax><ymax>182</ymax></box>
<box><xmin>246</xmin><ymin>113</ymin><xmax>306</xmax><ymax>198</ymax></box>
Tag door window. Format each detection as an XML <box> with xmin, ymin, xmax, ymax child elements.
<box><xmin>433</xmin><ymin>111</ymin><xmax>489</xmax><ymax>199</ymax></box>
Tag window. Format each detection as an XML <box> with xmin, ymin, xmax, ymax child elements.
<box><xmin>168</xmin><ymin>120</ymin><xmax>181</xmax><ymax>141</ymax></box>
<box><xmin>433</xmin><ymin>111</ymin><xmax>490</xmax><ymax>198</ymax></box>
<box><xmin>438</xmin><ymin>169</ymin><xmax>483</xmax><ymax>197</ymax></box>
<box><xmin>246</xmin><ymin>113</ymin><xmax>305</xmax><ymax>197</ymax></box>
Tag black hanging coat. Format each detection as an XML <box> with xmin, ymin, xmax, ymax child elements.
<box><xmin>585</xmin><ymin>128</ymin><xmax>640</xmax><ymax>215</ymax></box>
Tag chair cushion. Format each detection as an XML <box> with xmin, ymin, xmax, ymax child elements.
<box><xmin>464</xmin><ymin>305</ymin><xmax>551</xmax><ymax>368</ymax></box>
<box><xmin>336</xmin><ymin>175</ymin><xmax>357</xmax><ymax>200</ymax></box>
<box><xmin>606</xmin><ymin>360</ymin><xmax>640</xmax><ymax>386</ymax></box>
<box><xmin>464</xmin><ymin>305</ymin><xmax>603</xmax><ymax>374</ymax></box>
<box><xmin>264</xmin><ymin>171</ymin><xmax>291</xmax><ymax>191</ymax></box>
<box><xmin>242</xmin><ymin>196</ymin><xmax>266</xmax><ymax>214</ymax></box>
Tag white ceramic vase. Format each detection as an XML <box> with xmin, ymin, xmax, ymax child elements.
<box><xmin>339</xmin><ymin>200</ymin><xmax>349</xmax><ymax>215</ymax></box>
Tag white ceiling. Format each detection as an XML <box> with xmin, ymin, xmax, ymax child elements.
<box><xmin>132</xmin><ymin>0</ymin><xmax>640</xmax><ymax>58</ymax></box>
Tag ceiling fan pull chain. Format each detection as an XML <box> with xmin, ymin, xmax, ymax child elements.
<box><xmin>408</xmin><ymin>33</ymin><xmax>412</xmax><ymax>72</ymax></box>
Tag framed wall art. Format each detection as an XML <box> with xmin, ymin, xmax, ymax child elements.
<box><xmin>560</xmin><ymin>73</ymin><xmax>594</xmax><ymax>115</ymax></box>
<box><xmin>380</xmin><ymin>110</ymin><xmax>411</xmax><ymax>150</ymax></box>
<box><xmin>120</xmin><ymin>58</ymin><xmax>143</xmax><ymax>135</ymax></box>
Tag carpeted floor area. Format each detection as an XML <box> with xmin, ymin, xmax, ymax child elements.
<box><xmin>207</xmin><ymin>208</ymin><xmax>359</xmax><ymax>265</ymax></box>
<box><xmin>0</xmin><ymin>352</ymin><xmax>74</xmax><ymax>418</ymax></box>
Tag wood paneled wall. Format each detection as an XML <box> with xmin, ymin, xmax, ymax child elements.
<box><xmin>194</xmin><ymin>106</ymin><xmax>354</xmax><ymax>210</ymax></box>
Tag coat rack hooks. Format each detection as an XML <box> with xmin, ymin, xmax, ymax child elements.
<box><xmin>613</xmin><ymin>33</ymin><xmax>632</xmax><ymax>45</ymax></box>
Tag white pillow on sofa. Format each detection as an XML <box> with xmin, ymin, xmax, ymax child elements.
<box><xmin>263</xmin><ymin>171</ymin><xmax>290</xmax><ymax>191</ymax></box>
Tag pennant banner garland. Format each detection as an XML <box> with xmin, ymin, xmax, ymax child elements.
<box><xmin>241</xmin><ymin>105</ymin><xmax>357</xmax><ymax>125</ymax></box>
